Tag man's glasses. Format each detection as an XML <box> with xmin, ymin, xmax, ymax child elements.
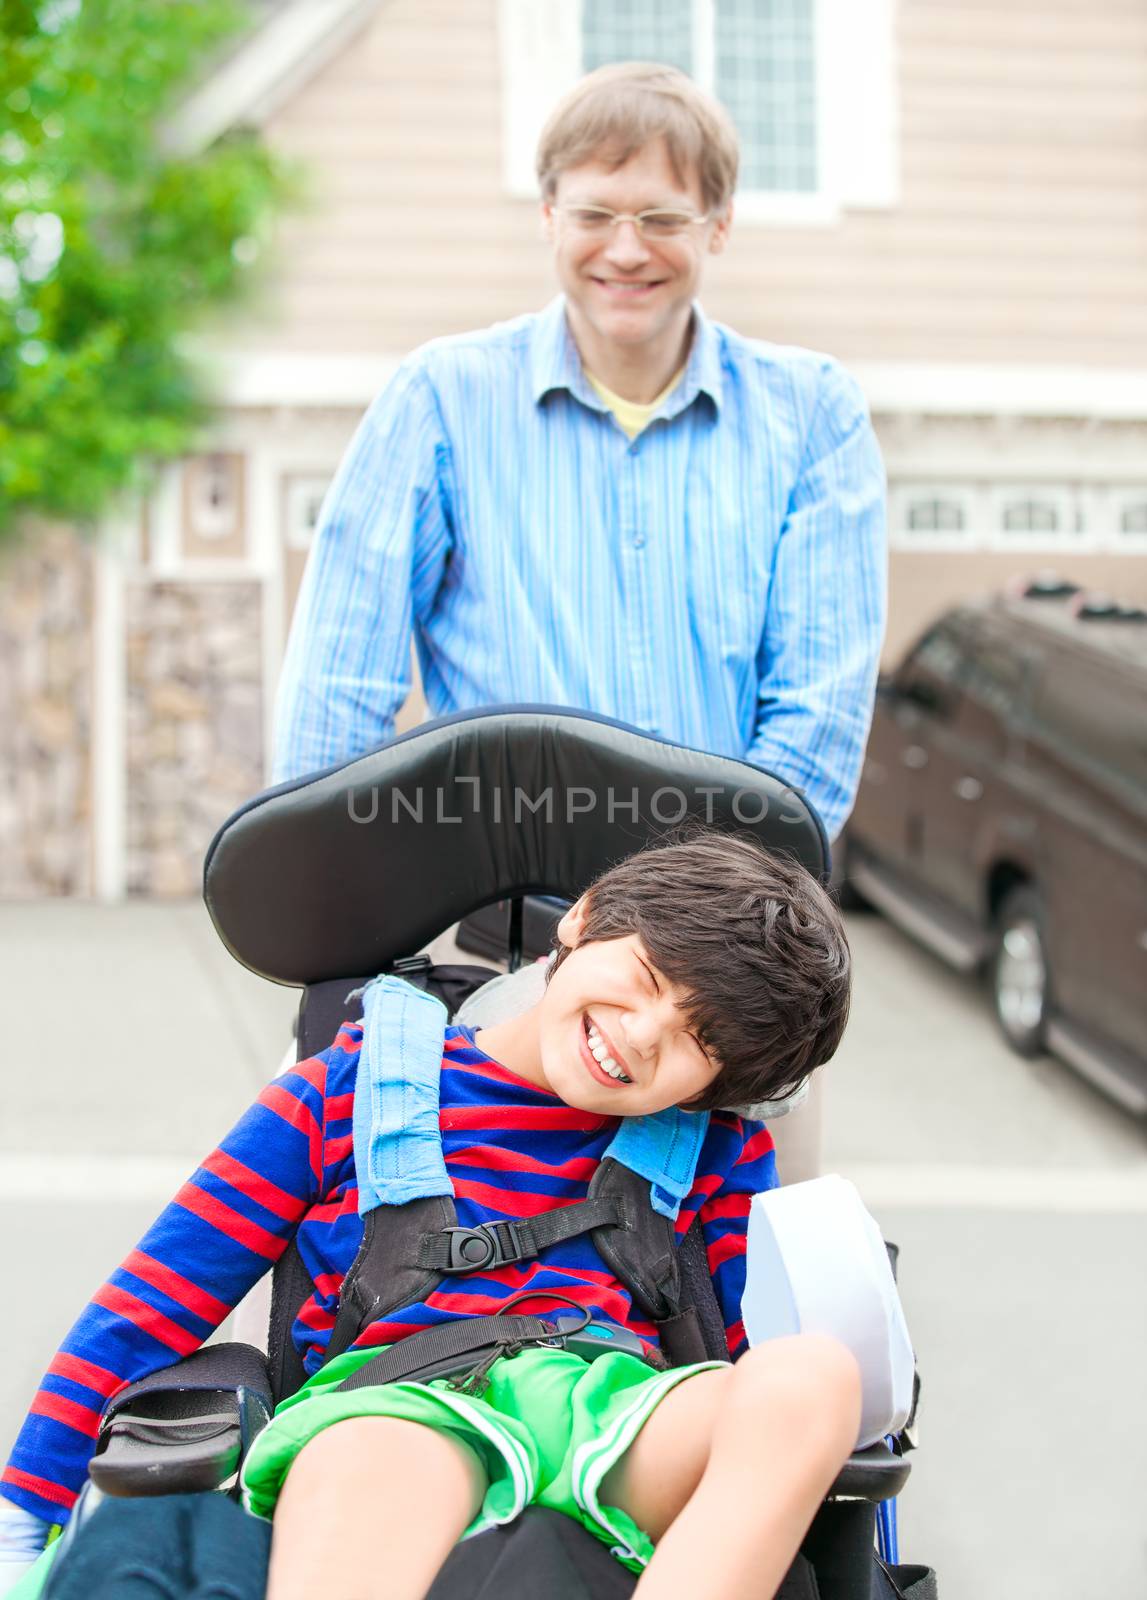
<box><xmin>553</xmin><ymin>205</ymin><xmax>711</xmax><ymax>240</ymax></box>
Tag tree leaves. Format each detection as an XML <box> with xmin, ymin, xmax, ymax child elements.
<box><xmin>0</xmin><ymin>0</ymin><xmax>294</xmax><ymax>539</ymax></box>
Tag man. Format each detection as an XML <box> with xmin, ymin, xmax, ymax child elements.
<box><xmin>272</xmin><ymin>63</ymin><xmax>887</xmax><ymax>1176</ymax></box>
<box><xmin>273</xmin><ymin>62</ymin><xmax>885</xmax><ymax>822</ymax></box>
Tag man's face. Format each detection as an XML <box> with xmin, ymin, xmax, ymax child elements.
<box><xmin>533</xmin><ymin>907</ymin><xmax>723</xmax><ymax>1117</ymax></box>
<box><xmin>543</xmin><ymin>137</ymin><xmax>730</xmax><ymax>363</ymax></box>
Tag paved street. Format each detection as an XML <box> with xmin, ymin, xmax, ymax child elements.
<box><xmin>2</xmin><ymin>900</ymin><xmax>1145</xmax><ymax>1597</ymax></box>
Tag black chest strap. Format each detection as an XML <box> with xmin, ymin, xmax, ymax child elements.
<box><xmin>416</xmin><ymin>1196</ymin><xmax>623</xmax><ymax>1275</ymax></box>
<box><xmin>325</xmin><ymin>1159</ymin><xmax>728</xmax><ymax>1370</ymax></box>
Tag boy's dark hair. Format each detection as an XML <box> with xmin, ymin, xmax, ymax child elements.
<box><xmin>552</xmin><ymin>832</ymin><xmax>850</xmax><ymax>1111</ymax></box>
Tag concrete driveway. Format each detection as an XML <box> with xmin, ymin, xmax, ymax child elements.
<box><xmin>2</xmin><ymin>899</ymin><xmax>1145</xmax><ymax>1598</ymax></box>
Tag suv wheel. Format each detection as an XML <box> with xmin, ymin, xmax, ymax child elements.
<box><xmin>990</xmin><ymin>886</ymin><xmax>1050</xmax><ymax>1057</ymax></box>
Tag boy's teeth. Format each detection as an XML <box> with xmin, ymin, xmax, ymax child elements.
<box><xmin>586</xmin><ymin>1021</ymin><xmax>630</xmax><ymax>1082</ymax></box>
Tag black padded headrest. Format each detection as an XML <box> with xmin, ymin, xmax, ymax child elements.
<box><xmin>204</xmin><ymin>706</ymin><xmax>828</xmax><ymax>986</ymax></box>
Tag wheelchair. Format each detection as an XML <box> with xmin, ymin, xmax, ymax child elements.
<box><xmin>44</xmin><ymin>708</ymin><xmax>937</xmax><ymax>1600</ymax></box>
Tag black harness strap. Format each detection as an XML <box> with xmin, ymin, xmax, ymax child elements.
<box><xmin>674</xmin><ymin>1215</ymin><xmax>730</xmax><ymax>1364</ymax></box>
<box><xmin>324</xmin><ymin>1161</ymin><xmax>731</xmax><ymax>1378</ymax></box>
<box><xmin>586</xmin><ymin>1159</ymin><xmax>680</xmax><ymax>1320</ymax></box>
<box><xmin>586</xmin><ymin>1158</ymin><xmax>721</xmax><ymax>1367</ymax></box>
<box><xmin>325</xmin><ymin>1195</ymin><xmax>460</xmax><ymax>1365</ymax></box>
<box><xmin>336</xmin><ymin>1313</ymin><xmax>555</xmax><ymax>1392</ymax></box>
<box><xmin>417</xmin><ymin>1197</ymin><xmax>623</xmax><ymax>1275</ymax></box>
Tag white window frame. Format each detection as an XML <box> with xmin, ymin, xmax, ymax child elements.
<box><xmin>1108</xmin><ymin>487</ymin><xmax>1147</xmax><ymax>553</ymax></box>
<box><xmin>890</xmin><ymin>479</ymin><xmax>1147</xmax><ymax>555</ymax></box>
<box><xmin>283</xmin><ymin>472</ymin><xmax>335</xmax><ymax>553</ymax></box>
<box><xmin>184</xmin><ymin>452</ymin><xmax>245</xmax><ymax>547</ymax></box>
<box><xmin>497</xmin><ymin>0</ymin><xmax>898</xmax><ymax>225</ymax></box>
<box><xmin>985</xmin><ymin>484</ymin><xmax>1088</xmax><ymax>555</ymax></box>
<box><xmin>888</xmin><ymin>483</ymin><xmax>978</xmax><ymax>553</ymax></box>
<box><xmin>139</xmin><ymin>465</ymin><xmax>231</xmax><ymax>581</ymax></box>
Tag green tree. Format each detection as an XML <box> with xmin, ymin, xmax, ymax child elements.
<box><xmin>0</xmin><ymin>0</ymin><xmax>292</xmax><ymax>541</ymax></box>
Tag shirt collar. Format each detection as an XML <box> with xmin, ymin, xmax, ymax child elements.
<box><xmin>531</xmin><ymin>296</ymin><xmax>724</xmax><ymax>419</ymax></box>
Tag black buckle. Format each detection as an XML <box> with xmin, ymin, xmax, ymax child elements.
<box><xmin>440</xmin><ymin>1221</ymin><xmax>523</xmax><ymax>1274</ymax></box>
<box><xmin>391</xmin><ymin>955</ymin><xmax>433</xmax><ymax>977</ymax></box>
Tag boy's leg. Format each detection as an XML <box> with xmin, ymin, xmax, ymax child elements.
<box><xmin>603</xmin><ymin>1334</ymin><xmax>861</xmax><ymax>1600</ymax></box>
<box><xmin>265</xmin><ymin>1416</ymin><xmax>487</xmax><ymax>1600</ymax></box>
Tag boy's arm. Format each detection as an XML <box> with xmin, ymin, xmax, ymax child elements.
<box><xmin>688</xmin><ymin>1114</ymin><xmax>778</xmax><ymax>1359</ymax></box>
<box><xmin>1</xmin><ymin>1056</ymin><xmax>332</xmax><ymax>1526</ymax></box>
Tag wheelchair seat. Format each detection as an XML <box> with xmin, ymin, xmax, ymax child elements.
<box><xmin>80</xmin><ymin>707</ymin><xmax>930</xmax><ymax>1600</ymax></box>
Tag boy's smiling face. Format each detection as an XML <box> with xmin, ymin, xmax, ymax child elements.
<box><xmin>477</xmin><ymin>900</ymin><xmax>723</xmax><ymax>1116</ymax></box>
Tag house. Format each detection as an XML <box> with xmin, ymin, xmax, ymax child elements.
<box><xmin>4</xmin><ymin>0</ymin><xmax>1145</xmax><ymax>899</ymax></box>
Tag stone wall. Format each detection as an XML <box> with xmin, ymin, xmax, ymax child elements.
<box><xmin>125</xmin><ymin>581</ymin><xmax>264</xmax><ymax>898</ymax></box>
<box><xmin>0</xmin><ymin>529</ymin><xmax>94</xmax><ymax>897</ymax></box>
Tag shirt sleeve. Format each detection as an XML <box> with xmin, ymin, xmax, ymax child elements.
<box><xmin>693</xmin><ymin>1117</ymin><xmax>778</xmax><ymax>1360</ymax></box>
<box><xmin>0</xmin><ymin>1059</ymin><xmax>331</xmax><ymax>1525</ymax></box>
<box><xmin>744</xmin><ymin>359</ymin><xmax>887</xmax><ymax>841</ymax></box>
<box><xmin>271</xmin><ymin>361</ymin><xmax>456</xmax><ymax>783</ymax></box>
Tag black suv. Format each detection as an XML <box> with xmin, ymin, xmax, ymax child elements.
<box><xmin>844</xmin><ymin>578</ymin><xmax>1147</xmax><ymax>1114</ymax></box>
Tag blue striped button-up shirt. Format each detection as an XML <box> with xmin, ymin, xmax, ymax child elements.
<box><xmin>272</xmin><ymin>297</ymin><xmax>886</xmax><ymax>837</ymax></box>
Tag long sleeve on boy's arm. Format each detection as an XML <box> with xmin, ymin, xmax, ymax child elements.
<box><xmin>1</xmin><ymin>1060</ymin><xmax>329</xmax><ymax>1525</ymax></box>
<box><xmin>694</xmin><ymin>1116</ymin><xmax>778</xmax><ymax>1359</ymax></box>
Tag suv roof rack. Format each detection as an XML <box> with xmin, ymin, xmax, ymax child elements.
<box><xmin>1006</xmin><ymin>572</ymin><xmax>1082</xmax><ymax>601</ymax></box>
<box><xmin>1067</xmin><ymin>593</ymin><xmax>1147</xmax><ymax>624</ymax></box>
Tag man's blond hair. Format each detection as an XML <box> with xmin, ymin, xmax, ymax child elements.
<box><xmin>536</xmin><ymin>62</ymin><xmax>739</xmax><ymax>214</ymax></box>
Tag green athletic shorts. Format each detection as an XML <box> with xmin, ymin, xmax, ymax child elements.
<box><xmin>240</xmin><ymin>1342</ymin><xmax>725</xmax><ymax>1572</ymax></box>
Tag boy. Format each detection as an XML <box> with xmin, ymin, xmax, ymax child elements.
<box><xmin>2</xmin><ymin>834</ymin><xmax>859</xmax><ymax>1600</ymax></box>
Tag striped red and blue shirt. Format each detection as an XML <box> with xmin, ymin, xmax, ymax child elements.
<box><xmin>3</xmin><ymin>1023</ymin><xmax>776</xmax><ymax>1524</ymax></box>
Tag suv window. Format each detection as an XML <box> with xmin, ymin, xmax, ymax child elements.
<box><xmin>895</xmin><ymin>616</ymin><xmax>972</xmax><ymax>718</ymax></box>
<box><xmin>951</xmin><ymin>631</ymin><xmax>1029</xmax><ymax>759</ymax></box>
<box><xmin>1029</xmin><ymin>657</ymin><xmax>1147</xmax><ymax>807</ymax></box>
<box><xmin>962</xmin><ymin>636</ymin><xmax>1026</xmax><ymax>724</ymax></box>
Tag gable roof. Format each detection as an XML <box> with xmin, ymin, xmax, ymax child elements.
<box><xmin>161</xmin><ymin>0</ymin><xmax>383</xmax><ymax>158</ymax></box>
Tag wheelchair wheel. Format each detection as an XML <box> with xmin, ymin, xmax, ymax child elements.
<box><xmin>990</xmin><ymin>885</ymin><xmax>1050</xmax><ymax>1057</ymax></box>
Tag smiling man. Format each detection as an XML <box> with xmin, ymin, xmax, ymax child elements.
<box><xmin>273</xmin><ymin>62</ymin><xmax>886</xmax><ymax>848</ymax></box>
<box><xmin>544</xmin><ymin>131</ymin><xmax>732</xmax><ymax>410</ymax></box>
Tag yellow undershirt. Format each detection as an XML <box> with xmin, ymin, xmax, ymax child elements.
<box><xmin>586</xmin><ymin>366</ymin><xmax>687</xmax><ymax>439</ymax></box>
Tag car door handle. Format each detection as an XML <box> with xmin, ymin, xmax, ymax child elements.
<box><xmin>954</xmin><ymin>776</ymin><xmax>983</xmax><ymax>802</ymax></box>
<box><xmin>901</xmin><ymin>746</ymin><xmax>928</xmax><ymax>770</ymax></box>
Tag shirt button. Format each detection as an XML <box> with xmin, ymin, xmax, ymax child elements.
<box><xmin>633</xmin><ymin>532</ymin><xmax>646</xmax><ymax>549</ymax></box>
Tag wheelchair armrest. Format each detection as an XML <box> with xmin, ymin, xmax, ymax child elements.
<box><xmin>828</xmin><ymin>1439</ymin><xmax>911</xmax><ymax>1503</ymax></box>
<box><xmin>89</xmin><ymin>1342</ymin><xmax>273</xmax><ymax>1498</ymax></box>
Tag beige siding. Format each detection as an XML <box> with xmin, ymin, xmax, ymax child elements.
<box><xmin>251</xmin><ymin>0</ymin><xmax>1147</xmax><ymax>366</ymax></box>
<box><xmin>885</xmin><ymin>550</ymin><xmax>1147</xmax><ymax>662</ymax></box>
